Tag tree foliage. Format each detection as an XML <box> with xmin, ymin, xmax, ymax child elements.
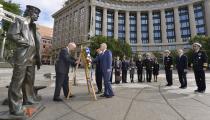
<box><xmin>0</xmin><ymin>0</ymin><xmax>21</xmax><ymax>60</ymax></box>
<box><xmin>89</xmin><ymin>36</ymin><xmax>132</xmax><ymax>59</ymax></box>
<box><xmin>0</xmin><ymin>0</ymin><xmax>22</xmax><ymax>31</ymax></box>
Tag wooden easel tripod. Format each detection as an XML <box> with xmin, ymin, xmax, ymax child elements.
<box><xmin>67</xmin><ymin>45</ymin><xmax>97</xmax><ymax>100</ymax></box>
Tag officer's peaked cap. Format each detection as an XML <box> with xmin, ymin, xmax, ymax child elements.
<box><xmin>193</xmin><ymin>42</ymin><xmax>202</xmax><ymax>47</ymax></box>
<box><xmin>164</xmin><ymin>50</ymin><xmax>170</xmax><ymax>53</ymax></box>
<box><xmin>26</xmin><ymin>5</ymin><xmax>41</xmax><ymax>14</ymax></box>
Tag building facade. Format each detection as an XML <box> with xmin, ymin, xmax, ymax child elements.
<box><xmin>52</xmin><ymin>0</ymin><xmax>210</xmax><ymax>53</ymax></box>
<box><xmin>37</xmin><ymin>25</ymin><xmax>53</xmax><ymax>65</ymax></box>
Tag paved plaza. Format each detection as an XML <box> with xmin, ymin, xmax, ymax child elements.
<box><xmin>0</xmin><ymin>65</ymin><xmax>210</xmax><ymax>120</ymax></box>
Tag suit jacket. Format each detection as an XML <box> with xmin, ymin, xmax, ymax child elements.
<box><xmin>143</xmin><ymin>58</ymin><xmax>154</xmax><ymax>70</ymax></box>
<box><xmin>55</xmin><ymin>48</ymin><xmax>76</xmax><ymax>74</ymax></box>
<box><xmin>122</xmin><ymin>60</ymin><xmax>129</xmax><ymax>70</ymax></box>
<box><xmin>136</xmin><ymin>60</ymin><xmax>143</xmax><ymax>71</ymax></box>
<box><xmin>192</xmin><ymin>50</ymin><xmax>208</xmax><ymax>71</ymax></box>
<box><xmin>100</xmin><ymin>50</ymin><xmax>112</xmax><ymax>73</ymax></box>
<box><xmin>7</xmin><ymin>18</ymin><xmax>41</xmax><ymax>67</ymax></box>
<box><xmin>176</xmin><ymin>55</ymin><xmax>188</xmax><ymax>71</ymax></box>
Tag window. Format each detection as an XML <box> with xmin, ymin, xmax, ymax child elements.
<box><xmin>141</xmin><ymin>13</ymin><xmax>149</xmax><ymax>44</ymax></box>
<box><xmin>107</xmin><ymin>11</ymin><xmax>114</xmax><ymax>37</ymax></box>
<box><xmin>107</xmin><ymin>31</ymin><xmax>113</xmax><ymax>37</ymax></box>
<box><xmin>119</xmin><ymin>26</ymin><xmax>125</xmax><ymax>31</ymax></box>
<box><xmin>118</xmin><ymin>13</ymin><xmax>125</xmax><ymax>42</ymax></box>
<box><xmin>194</xmin><ymin>4</ymin><xmax>206</xmax><ymax>35</ymax></box>
<box><xmin>130</xmin><ymin>26</ymin><xmax>136</xmax><ymax>31</ymax></box>
<box><xmin>96</xmin><ymin>22</ymin><xmax>102</xmax><ymax>28</ymax></box>
<box><xmin>96</xmin><ymin>16</ymin><xmax>102</xmax><ymax>21</ymax></box>
<box><xmin>95</xmin><ymin>9</ymin><xmax>102</xmax><ymax>35</ymax></box>
<box><xmin>130</xmin><ymin>14</ymin><xmax>137</xmax><ymax>44</ymax></box>
<box><xmin>153</xmin><ymin>12</ymin><xmax>161</xmax><ymax>43</ymax></box>
<box><xmin>165</xmin><ymin>9</ymin><xmax>176</xmax><ymax>43</ymax></box>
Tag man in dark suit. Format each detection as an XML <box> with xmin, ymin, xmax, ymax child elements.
<box><xmin>191</xmin><ymin>43</ymin><xmax>208</xmax><ymax>93</ymax></box>
<box><xmin>95</xmin><ymin>49</ymin><xmax>103</xmax><ymax>94</ymax></box>
<box><xmin>136</xmin><ymin>55</ymin><xmax>143</xmax><ymax>82</ymax></box>
<box><xmin>176</xmin><ymin>49</ymin><xmax>188</xmax><ymax>89</ymax></box>
<box><xmin>143</xmin><ymin>53</ymin><xmax>153</xmax><ymax>82</ymax></box>
<box><xmin>164</xmin><ymin>50</ymin><xmax>173</xmax><ymax>86</ymax></box>
<box><xmin>7</xmin><ymin>5</ymin><xmax>41</xmax><ymax>116</ymax></box>
<box><xmin>93</xmin><ymin>43</ymin><xmax>114</xmax><ymax>98</ymax></box>
<box><xmin>122</xmin><ymin>56</ymin><xmax>129</xmax><ymax>83</ymax></box>
<box><xmin>53</xmin><ymin>42</ymin><xmax>77</xmax><ymax>101</ymax></box>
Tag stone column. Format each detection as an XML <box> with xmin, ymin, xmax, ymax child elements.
<box><xmin>114</xmin><ymin>10</ymin><xmax>119</xmax><ymax>40</ymax></box>
<box><xmin>188</xmin><ymin>4</ymin><xmax>197</xmax><ymax>37</ymax></box>
<box><xmin>137</xmin><ymin>11</ymin><xmax>142</xmax><ymax>45</ymax></box>
<box><xmin>174</xmin><ymin>7</ymin><xmax>182</xmax><ymax>43</ymax></box>
<box><xmin>125</xmin><ymin>11</ymin><xmax>130</xmax><ymax>44</ymax></box>
<box><xmin>102</xmin><ymin>8</ymin><xmax>107</xmax><ymax>36</ymax></box>
<box><xmin>161</xmin><ymin>9</ymin><xmax>168</xmax><ymax>44</ymax></box>
<box><xmin>205</xmin><ymin>0</ymin><xmax>210</xmax><ymax>36</ymax></box>
<box><xmin>90</xmin><ymin>5</ymin><xmax>96</xmax><ymax>36</ymax></box>
<box><xmin>148</xmin><ymin>10</ymin><xmax>154</xmax><ymax>44</ymax></box>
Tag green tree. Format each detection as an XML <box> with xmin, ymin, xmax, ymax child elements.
<box><xmin>152</xmin><ymin>51</ymin><xmax>163</xmax><ymax>64</ymax></box>
<box><xmin>0</xmin><ymin>0</ymin><xmax>22</xmax><ymax>31</ymax></box>
<box><xmin>0</xmin><ymin>0</ymin><xmax>21</xmax><ymax>60</ymax></box>
<box><xmin>89</xmin><ymin>36</ymin><xmax>132</xmax><ymax>59</ymax></box>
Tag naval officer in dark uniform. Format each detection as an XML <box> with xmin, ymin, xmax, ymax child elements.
<box><xmin>191</xmin><ymin>43</ymin><xmax>208</xmax><ymax>93</ymax></box>
<box><xmin>164</xmin><ymin>50</ymin><xmax>173</xmax><ymax>86</ymax></box>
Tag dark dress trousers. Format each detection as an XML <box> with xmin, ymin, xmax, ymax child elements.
<box><xmin>136</xmin><ymin>60</ymin><xmax>143</xmax><ymax>82</ymax></box>
<box><xmin>153</xmin><ymin>62</ymin><xmax>159</xmax><ymax>76</ymax></box>
<box><xmin>176</xmin><ymin>55</ymin><xmax>188</xmax><ymax>88</ymax></box>
<box><xmin>143</xmin><ymin>58</ymin><xmax>153</xmax><ymax>82</ymax></box>
<box><xmin>110</xmin><ymin>61</ymin><xmax>114</xmax><ymax>83</ymax></box>
<box><xmin>114</xmin><ymin>60</ymin><xmax>122</xmax><ymax>84</ymax></box>
<box><xmin>129</xmin><ymin>60</ymin><xmax>135</xmax><ymax>83</ymax></box>
<box><xmin>54</xmin><ymin>48</ymin><xmax>76</xmax><ymax>99</ymax></box>
<box><xmin>192</xmin><ymin>50</ymin><xmax>208</xmax><ymax>92</ymax></box>
<box><xmin>7</xmin><ymin>18</ymin><xmax>42</xmax><ymax>114</ymax></box>
<box><xmin>164</xmin><ymin>56</ymin><xmax>173</xmax><ymax>86</ymax></box>
<box><xmin>122</xmin><ymin>60</ymin><xmax>129</xmax><ymax>83</ymax></box>
<box><xmin>95</xmin><ymin>54</ymin><xmax>102</xmax><ymax>92</ymax></box>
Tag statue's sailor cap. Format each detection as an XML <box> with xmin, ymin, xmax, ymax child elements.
<box><xmin>26</xmin><ymin>5</ymin><xmax>41</xmax><ymax>14</ymax></box>
<box><xmin>193</xmin><ymin>42</ymin><xmax>202</xmax><ymax>47</ymax></box>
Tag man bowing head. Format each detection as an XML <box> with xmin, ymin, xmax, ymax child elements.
<box><xmin>53</xmin><ymin>42</ymin><xmax>77</xmax><ymax>102</ymax></box>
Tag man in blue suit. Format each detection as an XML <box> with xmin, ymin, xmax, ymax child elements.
<box><xmin>53</xmin><ymin>42</ymin><xmax>77</xmax><ymax>102</ymax></box>
<box><xmin>91</xmin><ymin>43</ymin><xmax>114</xmax><ymax>98</ymax></box>
<box><xmin>176</xmin><ymin>49</ymin><xmax>188</xmax><ymax>89</ymax></box>
<box><xmin>99</xmin><ymin>43</ymin><xmax>114</xmax><ymax>98</ymax></box>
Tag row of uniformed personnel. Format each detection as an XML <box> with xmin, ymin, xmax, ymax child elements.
<box><xmin>164</xmin><ymin>42</ymin><xmax>208</xmax><ymax>93</ymax></box>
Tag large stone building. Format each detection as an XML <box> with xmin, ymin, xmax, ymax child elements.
<box><xmin>52</xmin><ymin>0</ymin><xmax>210</xmax><ymax>53</ymax></box>
<box><xmin>37</xmin><ymin>25</ymin><xmax>53</xmax><ymax>65</ymax></box>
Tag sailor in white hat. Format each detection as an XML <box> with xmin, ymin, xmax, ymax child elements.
<box><xmin>192</xmin><ymin>42</ymin><xmax>208</xmax><ymax>93</ymax></box>
<box><xmin>163</xmin><ymin>50</ymin><xmax>173</xmax><ymax>86</ymax></box>
<box><xmin>193</xmin><ymin>42</ymin><xmax>202</xmax><ymax>48</ymax></box>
